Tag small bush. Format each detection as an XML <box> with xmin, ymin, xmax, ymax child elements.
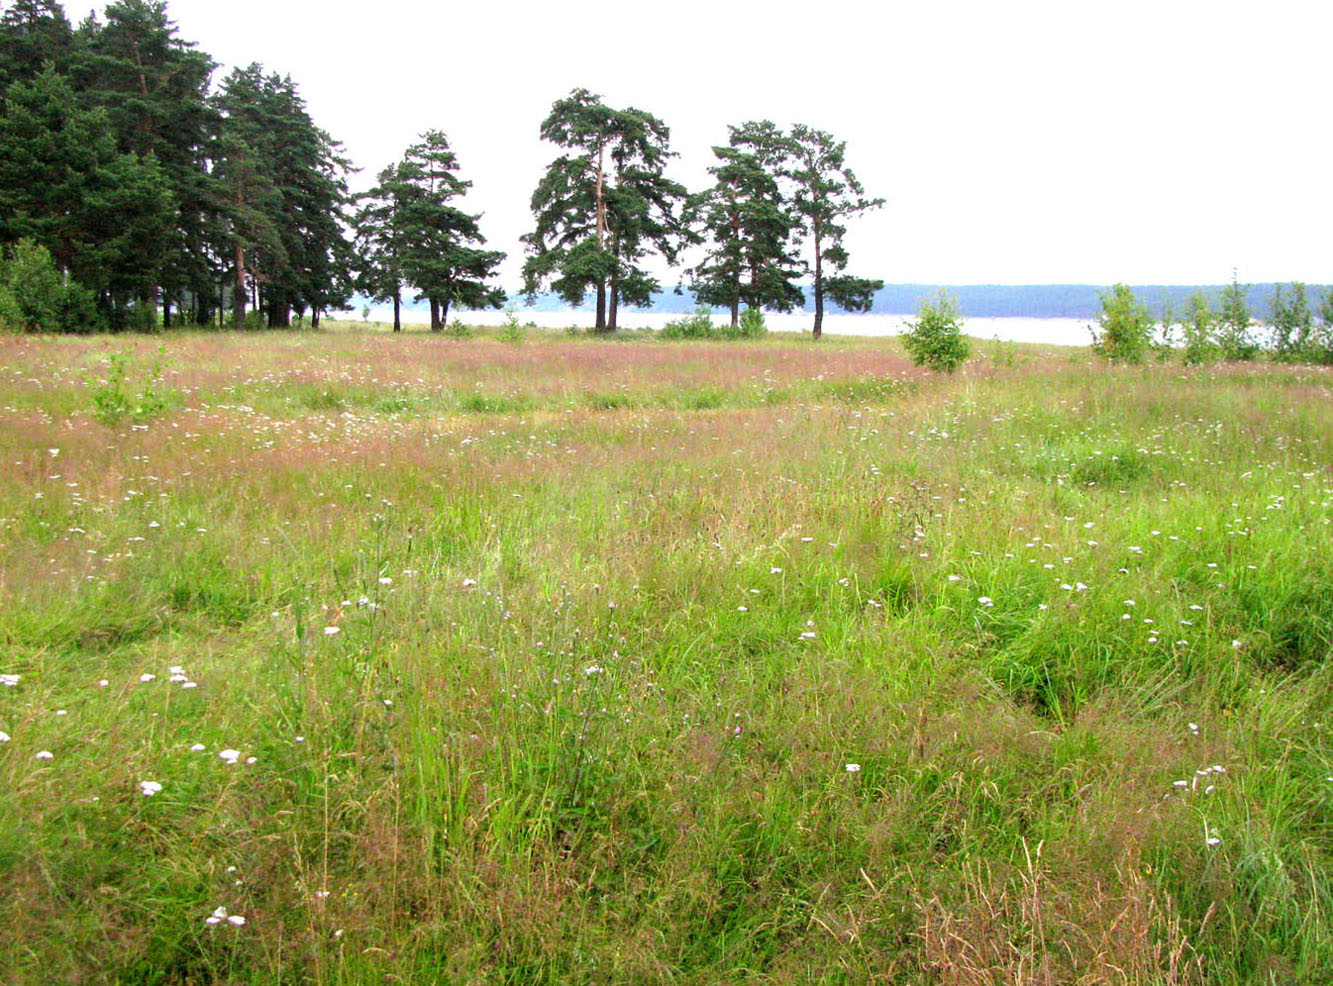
<box><xmin>1182</xmin><ymin>289</ymin><xmax>1219</xmax><ymax>366</ymax></box>
<box><xmin>86</xmin><ymin>347</ymin><xmax>172</xmax><ymax>428</ymax></box>
<box><xmin>1090</xmin><ymin>284</ymin><xmax>1152</xmax><ymax>364</ymax></box>
<box><xmin>443</xmin><ymin>319</ymin><xmax>473</xmax><ymax>339</ymax></box>
<box><xmin>660</xmin><ymin>305</ymin><xmax>716</xmax><ymax>339</ymax></box>
<box><xmin>0</xmin><ymin>238</ymin><xmax>77</xmax><ymax>332</ymax></box>
<box><xmin>500</xmin><ymin>306</ymin><xmax>526</xmax><ymax>344</ymax></box>
<box><xmin>1218</xmin><ymin>271</ymin><xmax>1258</xmax><ymax>360</ymax></box>
<box><xmin>735</xmin><ymin>307</ymin><xmax>768</xmax><ymax>338</ymax></box>
<box><xmin>903</xmin><ymin>290</ymin><xmax>970</xmax><ymax>372</ymax></box>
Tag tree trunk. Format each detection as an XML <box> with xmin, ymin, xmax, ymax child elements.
<box><xmin>430</xmin><ymin>297</ymin><xmax>441</xmax><ymax>331</ymax></box>
<box><xmin>609</xmin><ymin>281</ymin><xmax>619</xmax><ymax>331</ymax></box>
<box><xmin>730</xmin><ymin>296</ymin><xmax>739</xmax><ymax>329</ymax></box>
<box><xmin>233</xmin><ymin>237</ymin><xmax>246</xmax><ymax>329</ymax></box>
<box><xmin>812</xmin><ymin>227</ymin><xmax>823</xmax><ymax>340</ymax></box>
<box><xmin>163</xmin><ymin>300</ymin><xmax>172</xmax><ymax>329</ymax></box>
<box><xmin>392</xmin><ymin>290</ymin><xmax>401</xmax><ymax>332</ymax></box>
<box><xmin>311</xmin><ymin>308</ymin><xmax>320</xmax><ymax>329</ymax></box>
<box><xmin>441</xmin><ymin>296</ymin><xmax>451</xmax><ymax>328</ymax></box>
<box><xmin>595</xmin><ymin>281</ymin><xmax>606</xmax><ymax>331</ymax></box>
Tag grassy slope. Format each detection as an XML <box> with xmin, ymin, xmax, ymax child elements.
<box><xmin>0</xmin><ymin>326</ymin><xmax>1331</xmax><ymax>984</ymax></box>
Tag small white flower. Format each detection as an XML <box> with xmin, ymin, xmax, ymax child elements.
<box><xmin>0</xmin><ymin>674</ymin><xmax>20</xmax><ymax>687</ymax></box>
<box><xmin>182</xmin><ymin>681</ymin><xmax>198</xmax><ymax>689</ymax></box>
<box><xmin>462</xmin><ymin>578</ymin><xmax>478</xmax><ymax>588</ymax></box>
<box><xmin>323</xmin><ymin>626</ymin><xmax>340</xmax><ymax>636</ymax></box>
<box><xmin>1206</xmin><ymin>836</ymin><xmax>1221</xmax><ymax>847</ymax></box>
<box><xmin>737</xmin><ymin>605</ymin><xmax>748</xmax><ymax>612</ymax></box>
<box><xmin>139</xmin><ymin>780</ymin><xmax>163</xmax><ymax>796</ymax></box>
<box><xmin>205</xmin><ymin>906</ymin><xmax>228</xmax><ymax>926</ymax></box>
<box><xmin>218</xmin><ymin>749</ymin><xmax>241</xmax><ymax>765</ymax></box>
<box><xmin>947</xmin><ymin>574</ymin><xmax>961</xmax><ymax>582</ymax></box>
<box><xmin>138</xmin><ymin>673</ymin><xmax>156</xmax><ymax>683</ymax></box>
<box><xmin>190</xmin><ymin>743</ymin><xmax>206</xmax><ymax>752</ymax></box>
<box><xmin>799</xmin><ymin>631</ymin><xmax>817</xmax><ymax>640</ymax></box>
<box><xmin>977</xmin><ymin>596</ymin><xmax>994</xmax><ymax>607</ymax></box>
<box><xmin>770</xmin><ymin>567</ymin><xmax>782</xmax><ymax>574</ymax></box>
<box><xmin>96</xmin><ymin>679</ymin><xmax>109</xmax><ymax>687</ymax></box>
<box><xmin>245</xmin><ymin>756</ymin><xmax>257</xmax><ymax>765</ymax></box>
<box><xmin>845</xmin><ymin>763</ymin><xmax>861</xmax><ymax>773</ymax></box>
<box><xmin>35</xmin><ymin>750</ymin><xmax>54</xmax><ymax>760</ymax></box>
<box><xmin>583</xmin><ymin>664</ymin><xmax>604</xmax><ymax>676</ymax></box>
<box><xmin>315</xmin><ymin>890</ymin><xmax>330</xmax><ymax>899</ymax></box>
<box><xmin>227</xmin><ymin>914</ymin><xmax>246</xmax><ymax>926</ymax></box>
<box><xmin>0</xmin><ymin>731</ymin><xmax>9</xmax><ymax>742</ymax></box>
<box><xmin>168</xmin><ymin>666</ymin><xmax>185</xmax><ymax>675</ymax></box>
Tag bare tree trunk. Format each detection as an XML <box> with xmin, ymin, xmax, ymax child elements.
<box><xmin>595</xmin><ymin>282</ymin><xmax>606</xmax><ymax>331</ymax></box>
<box><xmin>234</xmin><ymin>237</ymin><xmax>246</xmax><ymax>329</ymax></box>
<box><xmin>430</xmin><ymin>297</ymin><xmax>441</xmax><ymax>331</ymax></box>
<box><xmin>812</xmin><ymin>227</ymin><xmax>823</xmax><ymax>340</ymax></box>
<box><xmin>393</xmin><ymin>290</ymin><xmax>401</xmax><ymax>332</ymax></box>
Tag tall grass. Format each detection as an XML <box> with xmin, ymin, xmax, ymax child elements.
<box><xmin>0</xmin><ymin>329</ymin><xmax>1330</xmax><ymax>983</ymax></box>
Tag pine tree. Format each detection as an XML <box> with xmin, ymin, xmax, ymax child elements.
<box><xmin>67</xmin><ymin>0</ymin><xmax>219</xmax><ymax>325</ymax></box>
<box><xmin>523</xmin><ymin>89</ymin><xmax>687</xmax><ymax>331</ymax></box>
<box><xmin>212</xmin><ymin>65</ymin><xmax>352</xmax><ymax>328</ymax></box>
<box><xmin>0</xmin><ymin>0</ymin><xmax>73</xmax><ymax>97</ymax></box>
<box><xmin>392</xmin><ymin>131</ymin><xmax>504</xmax><ymax>330</ymax></box>
<box><xmin>690</xmin><ymin>121</ymin><xmax>803</xmax><ymax>328</ymax></box>
<box><xmin>1217</xmin><ymin>269</ymin><xmax>1256</xmax><ymax>360</ymax></box>
<box><xmin>787</xmin><ymin>125</ymin><xmax>884</xmax><ymax>338</ymax></box>
<box><xmin>353</xmin><ymin>162</ymin><xmax>409</xmax><ymax>332</ymax></box>
<box><xmin>0</xmin><ymin>64</ymin><xmax>171</xmax><ymax>326</ymax></box>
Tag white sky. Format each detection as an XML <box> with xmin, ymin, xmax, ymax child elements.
<box><xmin>97</xmin><ymin>0</ymin><xmax>1333</xmax><ymax>289</ymax></box>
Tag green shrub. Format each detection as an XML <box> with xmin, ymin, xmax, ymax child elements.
<box><xmin>86</xmin><ymin>347</ymin><xmax>172</xmax><ymax>427</ymax></box>
<box><xmin>661</xmin><ymin>305</ymin><xmax>717</xmax><ymax>339</ymax></box>
<box><xmin>443</xmin><ymin>319</ymin><xmax>473</xmax><ymax>339</ymax></box>
<box><xmin>1182</xmin><ymin>289</ymin><xmax>1219</xmax><ymax>366</ymax></box>
<box><xmin>0</xmin><ymin>238</ymin><xmax>66</xmax><ymax>332</ymax></box>
<box><xmin>735</xmin><ymin>306</ymin><xmax>768</xmax><ymax>338</ymax></box>
<box><xmin>1218</xmin><ymin>271</ymin><xmax>1258</xmax><ymax>360</ymax></box>
<box><xmin>903</xmin><ymin>290</ymin><xmax>970</xmax><ymax>372</ymax></box>
<box><xmin>1090</xmin><ymin>284</ymin><xmax>1152</xmax><ymax>364</ymax></box>
<box><xmin>500</xmin><ymin>305</ymin><xmax>525</xmax><ymax>344</ymax></box>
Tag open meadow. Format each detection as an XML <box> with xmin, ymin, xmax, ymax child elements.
<box><xmin>1</xmin><ymin>326</ymin><xmax>1331</xmax><ymax>984</ymax></box>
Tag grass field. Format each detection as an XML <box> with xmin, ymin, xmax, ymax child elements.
<box><xmin>1</xmin><ymin>324</ymin><xmax>1331</xmax><ymax>984</ymax></box>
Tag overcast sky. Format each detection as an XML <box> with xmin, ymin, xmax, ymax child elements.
<box><xmin>99</xmin><ymin>0</ymin><xmax>1332</xmax><ymax>289</ymax></box>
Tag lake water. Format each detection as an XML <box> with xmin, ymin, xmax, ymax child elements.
<box><xmin>363</xmin><ymin>306</ymin><xmax>1096</xmax><ymax>347</ymax></box>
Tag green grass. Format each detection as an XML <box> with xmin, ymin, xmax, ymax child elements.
<box><xmin>0</xmin><ymin>328</ymin><xmax>1331</xmax><ymax>983</ymax></box>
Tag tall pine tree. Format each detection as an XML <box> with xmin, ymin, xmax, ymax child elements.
<box><xmin>787</xmin><ymin>124</ymin><xmax>884</xmax><ymax>339</ymax></box>
<box><xmin>690</xmin><ymin>121</ymin><xmax>803</xmax><ymax>328</ymax></box>
<box><xmin>393</xmin><ymin>131</ymin><xmax>504</xmax><ymax>331</ymax></box>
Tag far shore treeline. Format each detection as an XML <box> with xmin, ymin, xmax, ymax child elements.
<box><xmin>1</xmin><ymin>0</ymin><xmax>1332</xmax><ymax>357</ymax></box>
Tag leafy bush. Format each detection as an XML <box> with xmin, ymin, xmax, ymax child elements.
<box><xmin>500</xmin><ymin>306</ymin><xmax>525</xmax><ymax>344</ymax></box>
<box><xmin>443</xmin><ymin>319</ymin><xmax>473</xmax><ymax>338</ymax></box>
<box><xmin>86</xmin><ymin>347</ymin><xmax>172</xmax><ymax>427</ymax></box>
<box><xmin>0</xmin><ymin>238</ymin><xmax>73</xmax><ymax>332</ymax></box>
<box><xmin>1182</xmin><ymin>289</ymin><xmax>1219</xmax><ymax>366</ymax></box>
<box><xmin>903</xmin><ymin>290</ymin><xmax>970</xmax><ymax>372</ymax></box>
<box><xmin>660</xmin><ymin>305</ymin><xmax>717</xmax><ymax>339</ymax></box>
<box><xmin>1218</xmin><ymin>271</ymin><xmax>1258</xmax><ymax>360</ymax></box>
<box><xmin>735</xmin><ymin>307</ymin><xmax>767</xmax><ymax>338</ymax></box>
<box><xmin>1090</xmin><ymin>284</ymin><xmax>1152</xmax><ymax>364</ymax></box>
